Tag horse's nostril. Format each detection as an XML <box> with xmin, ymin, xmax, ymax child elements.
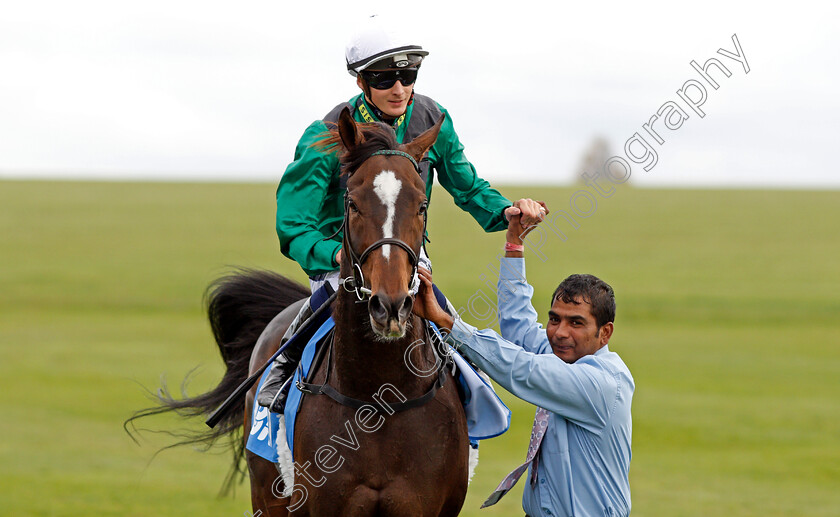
<box><xmin>399</xmin><ymin>295</ymin><xmax>413</xmax><ymax>319</ymax></box>
<box><xmin>369</xmin><ymin>295</ymin><xmax>388</xmax><ymax>321</ymax></box>
<box><xmin>369</xmin><ymin>293</ymin><xmax>412</xmax><ymax>328</ymax></box>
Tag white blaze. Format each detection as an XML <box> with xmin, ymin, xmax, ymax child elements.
<box><xmin>373</xmin><ymin>170</ymin><xmax>402</xmax><ymax>260</ymax></box>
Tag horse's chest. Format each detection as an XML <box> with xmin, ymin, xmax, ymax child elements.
<box><xmin>294</xmin><ymin>384</ymin><xmax>466</xmax><ymax>484</ymax></box>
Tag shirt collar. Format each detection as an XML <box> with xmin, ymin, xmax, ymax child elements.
<box><xmin>356</xmin><ymin>94</ymin><xmax>407</xmax><ymax>129</ymax></box>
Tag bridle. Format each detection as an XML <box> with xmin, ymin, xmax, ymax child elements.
<box><xmin>298</xmin><ymin>148</ymin><xmax>450</xmax><ymax>412</ymax></box>
<box><xmin>340</xmin><ymin>149</ymin><xmax>429</xmax><ymax>301</ymax></box>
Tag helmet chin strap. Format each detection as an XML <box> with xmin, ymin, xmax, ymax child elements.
<box><xmin>368</xmin><ymin>98</ymin><xmax>396</xmax><ymax>123</ymax></box>
<box><xmin>362</xmin><ymin>85</ymin><xmax>414</xmax><ymax>125</ymax></box>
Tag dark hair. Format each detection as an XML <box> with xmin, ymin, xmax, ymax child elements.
<box><xmin>552</xmin><ymin>274</ymin><xmax>615</xmax><ymax>328</ymax></box>
<box><xmin>340</xmin><ymin>122</ymin><xmax>398</xmax><ymax>174</ymax></box>
<box><xmin>316</xmin><ymin>121</ymin><xmax>398</xmax><ymax>175</ymax></box>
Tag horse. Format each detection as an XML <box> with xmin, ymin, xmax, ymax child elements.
<box><xmin>127</xmin><ymin>107</ymin><xmax>469</xmax><ymax>516</ymax></box>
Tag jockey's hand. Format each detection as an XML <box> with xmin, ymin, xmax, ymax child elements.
<box><xmin>335</xmin><ymin>248</ymin><xmax>343</xmax><ymax>265</ymax></box>
<box><xmin>505</xmin><ymin>199</ymin><xmax>549</xmax><ymax>244</ymax></box>
<box><xmin>413</xmin><ymin>267</ymin><xmax>454</xmax><ymax>332</ymax></box>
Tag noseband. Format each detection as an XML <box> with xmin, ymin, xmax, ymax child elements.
<box><xmin>341</xmin><ymin>149</ymin><xmax>428</xmax><ymax>301</ymax></box>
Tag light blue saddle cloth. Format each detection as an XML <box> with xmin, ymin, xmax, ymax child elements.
<box><xmin>246</xmin><ymin>318</ymin><xmax>511</xmax><ymax>462</ymax></box>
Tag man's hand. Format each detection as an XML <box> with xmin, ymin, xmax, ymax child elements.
<box><xmin>412</xmin><ymin>267</ymin><xmax>454</xmax><ymax>332</ymax></box>
<box><xmin>504</xmin><ymin>198</ymin><xmax>549</xmax><ymax>245</ymax></box>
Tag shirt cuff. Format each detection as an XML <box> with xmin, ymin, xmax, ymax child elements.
<box><xmin>499</xmin><ymin>256</ymin><xmax>526</xmax><ymax>280</ymax></box>
<box><xmin>444</xmin><ymin>315</ymin><xmax>477</xmax><ymax>350</ymax></box>
<box><xmin>330</xmin><ymin>242</ymin><xmax>342</xmax><ymax>268</ymax></box>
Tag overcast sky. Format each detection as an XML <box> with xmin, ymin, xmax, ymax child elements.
<box><xmin>1</xmin><ymin>1</ymin><xmax>838</xmax><ymax>188</ymax></box>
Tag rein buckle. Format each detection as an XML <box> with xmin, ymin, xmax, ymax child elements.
<box><xmin>296</xmin><ymin>379</ymin><xmax>314</xmax><ymax>395</ymax></box>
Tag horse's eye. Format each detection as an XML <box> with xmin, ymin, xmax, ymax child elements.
<box><xmin>419</xmin><ymin>202</ymin><xmax>428</xmax><ymax>215</ymax></box>
<box><xmin>348</xmin><ymin>200</ymin><xmax>359</xmax><ymax>213</ymax></box>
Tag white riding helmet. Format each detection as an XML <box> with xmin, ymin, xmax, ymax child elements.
<box><xmin>345</xmin><ymin>15</ymin><xmax>428</xmax><ymax>77</ymax></box>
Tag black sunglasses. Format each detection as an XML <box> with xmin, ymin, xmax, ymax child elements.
<box><xmin>361</xmin><ymin>68</ymin><xmax>418</xmax><ymax>90</ymax></box>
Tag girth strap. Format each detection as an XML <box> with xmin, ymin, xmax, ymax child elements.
<box><xmin>297</xmin><ymin>367</ymin><xmax>447</xmax><ymax>413</ymax></box>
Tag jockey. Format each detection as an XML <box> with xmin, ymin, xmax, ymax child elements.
<box><xmin>257</xmin><ymin>15</ymin><xmax>542</xmax><ymax>413</ymax></box>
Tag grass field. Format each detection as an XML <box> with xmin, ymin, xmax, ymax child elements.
<box><xmin>1</xmin><ymin>180</ymin><xmax>838</xmax><ymax>516</ymax></box>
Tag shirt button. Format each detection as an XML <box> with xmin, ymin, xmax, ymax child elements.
<box><xmin>540</xmin><ymin>478</ymin><xmax>546</xmax><ymax>484</ymax></box>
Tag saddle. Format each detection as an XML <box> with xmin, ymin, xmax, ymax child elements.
<box><xmin>246</xmin><ymin>318</ymin><xmax>511</xmax><ymax>463</ymax></box>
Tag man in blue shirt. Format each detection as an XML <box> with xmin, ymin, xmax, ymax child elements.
<box><xmin>413</xmin><ymin>201</ymin><xmax>634</xmax><ymax>517</ymax></box>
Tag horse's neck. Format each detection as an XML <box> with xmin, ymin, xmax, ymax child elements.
<box><xmin>331</xmin><ymin>293</ymin><xmax>436</xmax><ymax>397</ymax></box>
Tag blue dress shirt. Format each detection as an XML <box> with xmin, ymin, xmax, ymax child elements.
<box><xmin>445</xmin><ymin>257</ymin><xmax>634</xmax><ymax>517</ymax></box>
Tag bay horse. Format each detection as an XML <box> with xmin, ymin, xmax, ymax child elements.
<box><xmin>127</xmin><ymin>107</ymin><xmax>469</xmax><ymax>516</ymax></box>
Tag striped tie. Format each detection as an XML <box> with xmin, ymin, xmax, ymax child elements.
<box><xmin>481</xmin><ymin>407</ymin><xmax>550</xmax><ymax>508</ymax></box>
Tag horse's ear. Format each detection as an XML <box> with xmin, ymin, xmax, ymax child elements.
<box><xmin>403</xmin><ymin>114</ymin><xmax>445</xmax><ymax>162</ymax></box>
<box><xmin>338</xmin><ymin>106</ymin><xmax>363</xmax><ymax>151</ymax></box>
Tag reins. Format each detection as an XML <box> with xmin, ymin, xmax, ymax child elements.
<box><xmin>295</xmin><ymin>322</ymin><xmax>452</xmax><ymax>413</ymax></box>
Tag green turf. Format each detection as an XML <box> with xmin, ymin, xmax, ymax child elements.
<box><xmin>1</xmin><ymin>180</ymin><xmax>838</xmax><ymax>516</ymax></box>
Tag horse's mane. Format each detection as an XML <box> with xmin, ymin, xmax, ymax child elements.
<box><xmin>315</xmin><ymin>121</ymin><xmax>399</xmax><ymax>175</ymax></box>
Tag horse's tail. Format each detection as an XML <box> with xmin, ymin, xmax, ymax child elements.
<box><xmin>124</xmin><ymin>268</ymin><xmax>310</xmax><ymax>495</ymax></box>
